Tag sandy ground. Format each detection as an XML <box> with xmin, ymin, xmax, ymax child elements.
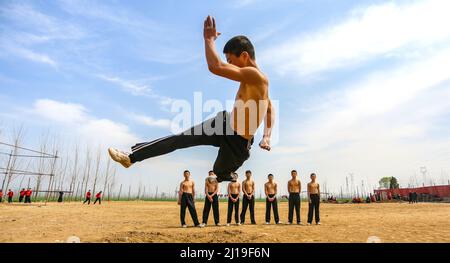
<box><xmin>1</xmin><ymin>201</ymin><xmax>450</xmax><ymax>243</ymax></box>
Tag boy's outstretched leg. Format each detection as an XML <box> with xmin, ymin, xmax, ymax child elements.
<box><xmin>108</xmin><ymin>113</ymin><xmax>222</xmax><ymax>169</ymax></box>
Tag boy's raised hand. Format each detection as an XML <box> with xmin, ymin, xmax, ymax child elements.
<box><xmin>203</xmin><ymin>15</ymin><xmax>221</xmax><ymax>41</ymax></box>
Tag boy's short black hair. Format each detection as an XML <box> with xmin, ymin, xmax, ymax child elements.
<box><xmin>208</xmin><ymin>170</ymin><xmax>214</xmax><ymax>174</ymax></box>
<box><xmin>184</xmin><ymin>170</ymin><xmax>190</xmax><ymax>174</ymax></box>
<box><xmin>223</xmin><ymin>35</ymin><xmax>255</xmax><ymax>60</ymax></box>
<box><xmin>291</xmin><ymin>170</ymin><xmax>297</xmax><ymax>174</ymax></box>
<box><xmin>310</xmin><ymin>173</ymin><xmax>316</xmax><ymax>177</ymax></box>
<box><xmin>245</xmin><ymin>170</ymin><xmax>252</xmax><ymax>174</ymax></box>
<box><xmin>268</xmin><ymin>174</ymin><xmax>274</xmax><ymax>178</ymax></box>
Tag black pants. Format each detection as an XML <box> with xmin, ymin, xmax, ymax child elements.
<box><xmin>25</xmin><ymin>196</ymin><xmax>31</xmax><ymax>203</ymax></box>
<box><xmin>8</xmin><ymin>197</ymin><xmax>12</xmax><ymax>203</ymax></box>
<box><xmin>180</xmin><ymin>193</ymin><xmax>200</xmax><ymax>226</ymax></box>
<box><xmin>94</xmin><ymin>198</ymin><xmax>101</xmax><ymax>204</ymax></box>
<box><xmin>265</xmin><ymin>194</ymin><xmax>279</xmax><ymax>223</ymax></box>
<box><xmin>202</xmin><ymin>193</ymin><xmax>220</xmax><ymax>225</ymax></box>
<box><xmin>19</xmin><ymin>196</ymin><xmax>24</xmax><ymax>203</ymax></box>
<box><xmin>240</xmin><ymin>195</ymin><xmax>256</xmax><ymax>224</ymax></box>
<box><xmin>227</xmin><ymin>194</ymin><xmax>240</xmax><ymax>224</ymax></box>
<box><xmin>83</xmin><ymin>197</ymin><xmax>91</xmax><ymax>204</ymax></box>
<box><xmin>288</xmin><ymin>193</ymin><xmax>301</xmax><ymax>223</ymax></box>
<box><xmin>129</xmin><ymin>111</ymin><xmax>253</xmax><ymax>182</ymax></box>
<box><xmin>308</xmin><ymin>194</ymin><xmax>320</xmax><ymax>224</ymax></box>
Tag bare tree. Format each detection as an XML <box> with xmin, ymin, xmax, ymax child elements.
<box><xmin>4</xmin><ymin>126</ymin><xmax>25</xmax><ymax>193</ymax></box>
<box><xmin>92</xmin><ymin>147</ymin><xmax>102</xmax><ymax>196</ymax></box>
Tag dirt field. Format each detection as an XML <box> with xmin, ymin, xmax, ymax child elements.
<box><xmin>1</xmin><ymin>201</ymin><xmax>450</xmax><ymax>243</ymax></box>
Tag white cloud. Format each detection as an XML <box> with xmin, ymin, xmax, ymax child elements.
<box><xmin>261</xmin><ymin>0</ymin><xmax>450</xmax><ymax>77</ymax></box>
<box><xmin>130</xmin><ymin>113</ymin><xmax>172</xmax><ymax>129</ymax></box>
<box><xmin>5</xmin><ymin>46</ymin><xmax>57</xmax><ymax>67</ymax></box>
<box><xmin>32</xmin><ymin>99</ymin><xmax>139</xmax><ymax>148</ymax></box>
<box><xmin>271</xmin><ymin>45</ymin><xmax>450</xmax><ymax>191</ymax></box>
<box><xmin>97</xmin><ymin>74</ymin><xmax>152</xmax><ymax>96</ymax></box>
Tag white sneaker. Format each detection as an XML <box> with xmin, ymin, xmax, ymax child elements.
<box><xmin>317</xmin><ymin>222</ymin><xmax>321</xmax><ymax>225</ymax></box>
<box><xmin>182</xmin><ymin>224</ymin><xmax>187</xmax><ymax>228</ymax></box>
<box><xmin>298</xmin><ymin>222</ymin><xmax>303</xmax><ymax>225</ymax></box>
<box><xmin>226</xmin><ymin>223</ymin><xmax>230</xmax><ymax>227</ymax></box>
<box><xmin>108</xmin><ymin>148</ymin><xmax>132</xmax><ymax>168</ymax></box>
<box><xmin>216</xmin><ymin>223</ymin><xmax>221</xmax><ymax>226</ymax></box>
<box><xmin>307</xmin><ymin>223</ymin><xmax>311</xmax><ymax>226</ymax></box>
<box><xmin>286</xmin><ymin>222</ymin><xmax>292</xmax><ymax>225</ymax></box>
<box><xmin>237</xmin><ymin>223</ymin><xmax>241</xmax><ymax>226</ymax></box>
<box><xmin>198</xmin><ymin>224</ymin><xmax>205</xmax><ymax>228</ymax></box>
<box><xmin>265</xmin><ymin>222</ymin><xmax>270</xmax><ymax>225</ymax></box>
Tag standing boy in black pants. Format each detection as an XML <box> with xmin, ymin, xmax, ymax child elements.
<box><xmin>178</xmin><ymin>170</ymin><xmax>203</xmax><ymax>228</ymax></box>
<box><xmin>287</xmin><ymin>170</ymin><xmax>302</xmax><ymax>225</ymax></box>
<box><xmin>227</xmin><ymin>173</ymin><xmax>241</xmax><ymax>226</ymax></box>
<box><xmin>240</xmin><ymin>170</ymin><xmax>256</xmax><ymax>225</ymax></box>
<box><xmin>201</xmin><ymin>171</ymin><xmax>220</xmax><ymax>227</ymax></box>
<box><xmin>265</xmin><ymin>174</ymin><xmax>280</xmax><ymax>224</ymax></box>
<box><xmin>307</xmin><ymin>173</ymin><xmax>321</xmax><ymax>225</ymax></box>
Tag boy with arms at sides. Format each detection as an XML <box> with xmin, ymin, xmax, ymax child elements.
<box><xmin>307</xmin><ymin>173</ymin><xmax>321</xmax><ymax>225</ymax></box>
<box><xmin>201</xmin><ymin>171</ymin><xmax>221</xmax><ymax>227</ymax></box>
<box><xmin>240</xmin><ymin>170</ymin><xmax>256</xmax><ymax>225</ymax></box>
<box><xmin>227</xmin><ymin>173</ymin><xmax>241</xmax><ymax>226</ymax></box>
<box><xmin>287</xmin><ymin>170</ymin><xmax>302</xmax><ymax>225</ymax></box>
<box><xmin>265</xmin><ymin>174</ymin><xmax>281</xmax><ymax>225</ymax></box>
<box><xmin>178</xmin><ymin>170</ymin><xmax>203</xmax><ymax>228</ymax></box>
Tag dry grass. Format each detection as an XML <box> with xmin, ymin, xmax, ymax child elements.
<box><xmin>1</xmin><ymin>201</ymin><xmax>449</xmax><ymax>243</ymax></box>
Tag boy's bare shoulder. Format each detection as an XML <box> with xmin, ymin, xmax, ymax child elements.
<box><xmin>242</xmin><ymin>67</ymin><xmax>268</xmax><ymax>83</ymax></box>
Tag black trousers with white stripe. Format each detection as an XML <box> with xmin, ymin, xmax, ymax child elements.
<box><xmin>129</xmin><ymin>111</ymin><xmax>253</xmax><ymax>182</ymax></box>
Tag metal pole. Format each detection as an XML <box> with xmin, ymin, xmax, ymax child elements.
<box><xmin>45</xmin><ymin>151</ymin><xmax>58</xmax><ymax>205</ymax></box>
<box><xmin>1</xmin><ymin>150</ymin><xmax>13</xmax><ymax>193</ymax></box>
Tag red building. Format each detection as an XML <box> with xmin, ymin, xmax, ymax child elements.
<box><xmin>374</xmin><ymin>185</ymin><xmax>450</xmax><ymax>200</ymax></box>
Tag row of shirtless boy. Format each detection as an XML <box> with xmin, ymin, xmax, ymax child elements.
<box><xmin>178</xmin><ymin>170</ymin><xmax>321</xmax><ymax>228</ymax></box>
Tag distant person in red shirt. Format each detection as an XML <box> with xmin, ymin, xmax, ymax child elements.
<box><xmin>0</xmin><ymin>189</ymin><xmax>3</xmax><ymax>203</ymax></box>
<box><xmin>83</xmin><ymin>190</ymin><xmax>92</xmax><ymax>205</ymax></box>
<box><xmin>94</xmin><ymin>191</ymin><xmax>102</xmax><ymax>205</ymax></box>
<box><xmin>19</xmin><ymin>188</ymin><xmax>26</xmax><ymax>203</ymax></box>
<box><xmin>25</xmin><ymin>188</ymin><xmax>32</xmax><ymax>203</ymax></box>
<box><xmin>7</xmin><ymin>189</ymin><xmax>14</xmax><ymax>203</ymax></box>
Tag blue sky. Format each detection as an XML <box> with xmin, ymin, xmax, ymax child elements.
<box><xmin>1</xmin><ymin>0</ymin><xmax>450</xmax><ymax>196</ymax></box>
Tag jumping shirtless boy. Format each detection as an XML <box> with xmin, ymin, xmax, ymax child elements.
<box><xmin>108</xmin><ymin>15</ymin><xmax>274</xmax><ymax>183</ymax></box>
<box><xmin>227</xmin><ymin>173</ymin><xmax>241</xmax><ymax>226</ymax></box>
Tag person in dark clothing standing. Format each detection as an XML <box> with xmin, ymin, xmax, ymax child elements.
<box><xmin>57</xmin><ymin>192</ymin><xmax>64</xmax><ymax>203</ymax></box>
<box><xmin>7</xmin><ymin>189</ymin><xmax>14</xmax><ymax>203</ymax></box>
<box><xmin>287</xmin><ymin>170</ymin><xmax>302</xmax><ymax>225</ymax></box>
<box><xmin>93</xmin><ymin>191</ymin><xmax>102</xmax><ymax>204</ymax></box>
<box><xmin>307</xmin><ymin>173</ymin><xmax>321</xmax><ymax>225</ymax></box>
<box><xmin>201</xmin><ymin>171</ymin><xmax>220</xmax><ymax>227</ymax></box>
<box><xmin>265</xmin><ymin>174</ymin><xmax>280</xmax><ymax>224</ymax></box>
<box><xmin>83</xmin><ymin>190</ymin><xmax>91</xmax><ymax>205</ymax></box>
<box><xmin>227</xmin><ymin>173</ymin><xmax>241</xmax><ymax>226</ymax></box>
<box><xmin>240</xmin><ymin>170</ymin><xmax>256</xmax><ymax>225</ymax></box>
<box><xmin>178</xmin><ymin>170</ymin><xmax>203</xmax><ymax>228</ymax></box>
<box><xmin>0</xmin><ymin>189</ymin><xmax>3</xmax><ymax>203</ymax></box>
<box><xmin>19</xmin><ymin>188</ymin><xmax>25</xmax><ymax>203</ymax></box>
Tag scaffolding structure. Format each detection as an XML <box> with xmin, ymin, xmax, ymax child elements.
<box><xmin>0</xmin><ymin>141</ymin><xmax>59</xmax><ymax>205</ymax></box>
